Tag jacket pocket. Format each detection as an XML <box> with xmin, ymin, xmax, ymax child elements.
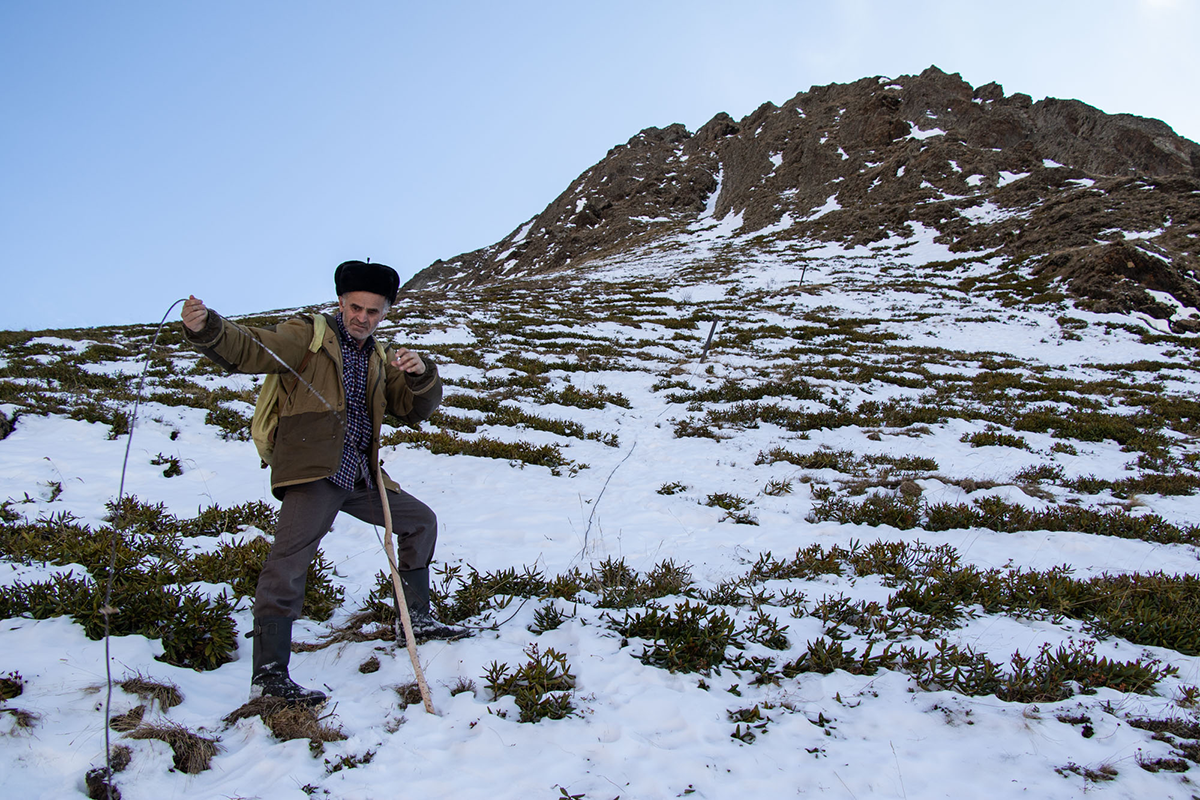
<box><xmin>274</xmin><ymin>410</ymin><xmax>343</xmax><ymax>480</ymax></box>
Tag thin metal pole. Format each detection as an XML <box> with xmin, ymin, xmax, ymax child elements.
<box><xmin>700</xmin><ymin>319</ymin><xmax>720</xmax><ymax>362</ymax></box>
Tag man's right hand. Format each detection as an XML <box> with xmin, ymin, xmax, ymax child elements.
<box><xmin>182</xmin><ymin>295</ymin><xmax>209</xmax><ymax>333</ymax></box>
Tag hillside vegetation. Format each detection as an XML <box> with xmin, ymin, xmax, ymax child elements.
<box><xmin>3</xmin><ymin>221</ymin><xmax>1200</xmax><ymax>797</ymax></box>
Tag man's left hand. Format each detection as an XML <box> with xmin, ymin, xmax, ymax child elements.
<box><xmin>391</xmin><ymin>347</ymin><xmax>426</xmax><ymax>376</ymax></box>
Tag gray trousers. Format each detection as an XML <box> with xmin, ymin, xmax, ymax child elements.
<box><xmin>253</xmin><ymin>478</ymin><xmax>437</xmax><ymax>620</ymax></box>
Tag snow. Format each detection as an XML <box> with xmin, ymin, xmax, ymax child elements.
<box><xmin>1147</xmin><ymin>289</ymin><xmax>1200</xmax><ymax>321</ymax></box>
<box><xmin>400</xmin><ymin>326</ymin><xmax>477</xmax><ymax>346</ymax></box>
<box><xmin>750</xmin><ymin>213</ymin><xmax>795</xmax><ymax>238</ymax></box>
<box><xmin>907</xmin><ymin>123</ymin><xmax>946</xmax><ymax>141</ymax></box>
<box><xmin>4</xmin><ymin>224</ymin><xmax>1200</xmax><ymax>799</ymax></box>
<box><xmin>804</xmin><ymin>194</ymin><xmax>841</xmax><ymax>220</ymax></box>
<box><xmin>1122</xmin><ymin>227</ymin><xmax>1166</xmax><ymax>241</ymax></box>
<box><xmin>27</xmin><ymin>337</ymin><xmax>91</xmax><ymax>353</ymax></box>
<box><xmin>689</xmin><ymin>209</ymin><xmax>745</xmax><ymax>240</ymax></box>
<box><xmin>698</xmin><ymin>168</ymin><xmax>724</xmax><ymax>220</ymax></box>
<box><xmin>512</xmin><ymin>219</ymin><xmax>536</xmax><ymax>244</ymax></box>
<box><xmin>998</xmin><ymin>171</ymin><xmax>1031</xmax><ymax>187</ymax></box>
<box><xmin>891</xmin><ymin>221</ymin><xmax>965</xmax><ymax>264</ymax></box>
<box><xmin>960</xmin><ymin>200</ymin><xmax>1031</xmax><ymax>224</ymax></box>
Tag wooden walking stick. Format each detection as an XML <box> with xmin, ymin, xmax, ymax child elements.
<box><xmin>376</xmin><ymin>466</ymin><xmax>436</xmax><ymax>714</ymax></box>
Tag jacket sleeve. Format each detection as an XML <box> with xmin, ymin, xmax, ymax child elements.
<box><xmin>384</xmin><ymin>354</ymin><xmax>442</xmax><ymax>425</ymax></box>
<box><xmin>184</xmin><ymin>310</ymin><xmax>313</xmax><ymax>375</ymax></box>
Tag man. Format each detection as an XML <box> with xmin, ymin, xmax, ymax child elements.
<box><xmin>182</xmin><ymin>260</ymin><xmax>462</xmax><ymax>704</ymax></box>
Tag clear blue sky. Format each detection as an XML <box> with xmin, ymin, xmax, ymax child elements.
<box><xmin>2</xmin><ymin>0</ymin><xmax>1196</xmax><ymax>330</ymax></box>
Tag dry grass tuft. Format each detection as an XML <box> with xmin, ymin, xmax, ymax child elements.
<box><xmin>125</xmin><ymin>721</ymin><xmax>220</xmax><ymax>774</ymax></box>
<box><xmin>394</xmin><ymin>681</ymin><xmax>424</xmax><ymax>708</ymax></box>
<box><xmin>118</xmin><ymin>674</ymin><xmax>183</xmax><ymax>710</ymax></box>
<box><xmin>1</xmin><ymin>706</ymin><xmax>39</xmax><ymax>731</ymax></box>
<box><xmin>108</xmin><ymin>744</ymin><xmax>133</xmax><ymax>772</ymax></box>
<box><xmin>85</xmin><ymin>767</ymin><xmax>121</xmax><ymax>800</ymax></box>
<box><xmin>108</xmin><ymin>705</ymin><xmax>145</xmax><ymax>732</ymax></box>
<box><xmin>223</xmin><ymin>696</ymin><xmax>345</xmax><ymax>755</ymax></box>
<box><xmin>293</xmin><ymin>613</ymin><xmax>394</xmax><ymax>652</ymax></box>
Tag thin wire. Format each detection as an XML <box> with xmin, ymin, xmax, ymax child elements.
<box><xmin>577</xmin><ymin>440</ymin><xmax>638</xmax><ymax>561</ymax></box>
<box><xmin>103</xmin><ymin>298</ymin><xmax>185</xmax><ymax>798</ymax></box>
<box><xmin>101</xmin><ymin>302</ymin><xmax>343</xmax><ymax>796</ymax></box>
<box><xmin>236</xmin><ymin>320</ymin><xmax>341</xmax><ymax>418</ymax></box>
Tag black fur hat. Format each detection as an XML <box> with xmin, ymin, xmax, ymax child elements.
<box><xmin>334</xmin><ymin>260</ymin><xmax>400</xmax><ymax>304</ymax></box>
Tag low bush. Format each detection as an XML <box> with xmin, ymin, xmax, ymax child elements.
<box><xmin>382</xmin><ymin>430</ymin><xmax>581</xmax><ymax>475</ymax></box>
<box><xmin>483</xmin><ymin>644</ymin><xmax>577</xmax><ymax>722</ymax></box>
<box><xmin>961</xmin><ymin>430</ymin><xmax>1029</xmax><ymax>450</ymax></box>
<box><xmin>808</xmin><ymin>491</ymin><xmax>1200</xmax><ymax>545</ymax></box>
<box><xmin>612</xmin><ymin>600</ymin><xmax>739</xmax><ymax>674</ymax></box>
<box><xmin>0</xmin><ymin>496</ymin><xmax>341</xmax><ymax>667</ymax></box>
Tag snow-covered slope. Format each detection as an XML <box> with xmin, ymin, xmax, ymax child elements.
<box><xmin>2</xmin><ymin>222</ymin><xmax>1200</xmax><ymax>799</ymax></box>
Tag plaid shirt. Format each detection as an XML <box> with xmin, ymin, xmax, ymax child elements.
<box><xmin>329</xmin><ymin>313</ymin><xmax>376</xmax><ymax>490</ymax></box>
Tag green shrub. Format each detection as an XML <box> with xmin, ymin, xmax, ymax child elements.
<box><xmin>783</xmin><ymin>638</ymin><xmax>896</xmax><ymax>677</ymax></box>
<box><xmin>541</xmin><ymin>384</ymin><xmax>630</xmax><ymax>409</ymax></box>
<box><xmin>204</xmin><ymin>405</ymin><xmax>251</xmax><ymax>441</ymax></box>
<box><xmin>665</xmin><ymin>377</ymin><xmax>823</xmax><ymax>405</ymax></box>
<box><xmin>809</xmin><ymin>492</ymin><xmax>1200</xmax><ymax>545</ymax></box>
<box><xmin>613</xmin><ymin>600</ymin><xmax>739</xmax><ymax>674</ymax></box>
<box><xmin>865</xmin><ymin>454</ymin><xmax>940</xmax><ymax>473</ymax></box>
<box><xmin>756</xmin><ymin>447</ymin><xmax>859</xmax><ymax>472</ymax></box>
<box><xmin>961</xmin><ymin>430</ymin><xmax>1029</xmax><ymax>450</ymax></box>
<box><xmin>158</xmin><ymin>590</ymin><xmax>239</xmax><ymax>670</ymax></box>
<box><xmin>431</xmin><ymin>563</ymin><xmax>548</xmax><ymax>624</ymax></box>
<box><xmin>150</xmin><ymin>453</ymin><xmax>184</xmax><ymax>477</ymax></box>
<box><xmin>0</xmin><ymin>574</ymin><xmax>237</xmax><ymax>671</ymax></box>
<box><xmin>763</xmin><ymin>478</ymin><xmax>793</xmax><ymax>496</ymax></box>
<box><xmin>704</xmin><ymin>493</ymin><xmax>758</xmax><ymax>525</ymax></box>
<box><xmin>807</xmin><ymin>492</ymin><xmax>923</xmax><ymax>530</ymax></box>
<box><xmin>483</xmin><ymin>644</ymin><xmax>576</xmax><ymax>722</ymax></box>
<box><xmin>748</xmin><ymin>545</ymin><xmax>844</xmax><ymax>582</ymax></box>
<box><xmin>529</xmin><ymin>603</ymin><xmax>572</xmax><ymax>634</ymax></box>
<box><xmin>382</xmin><ymin>430</ymin><xmax>580</xmax><ymax>475</ymax></box>
<box><xmin>0</xmin><ymin>496</ymin><xmax>338</xmax><ymax>662</ymax></box>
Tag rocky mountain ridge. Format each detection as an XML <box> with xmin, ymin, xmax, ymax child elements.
<box><xmin>405</xmin><ymin>66</ymin><xmax>1200</xmax><ymax>328</ymax></box>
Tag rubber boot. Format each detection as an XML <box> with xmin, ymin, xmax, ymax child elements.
<box><xmin>399</xmin><ymin>568</ymin><xmax>468</xmax><ymax>642</ymax></box>
<box><xmin>249</xmin><ymin>616</ymin><xmax>326</xmax><ymax>704</ymax></box>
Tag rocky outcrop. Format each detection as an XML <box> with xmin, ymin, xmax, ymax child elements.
<box><xmin>1037</xmin><ymin>239</ymin><xmax>1200</xmax><ymax>321</ymax></box>
<box><xmin>403</xmin><ymin>67</ymin><xmax>1200</xmax><ymax>319</ymax></box>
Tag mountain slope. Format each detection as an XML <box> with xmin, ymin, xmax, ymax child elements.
<box><xmin>407</xmin><ymin>66</ymin><xmax>1200</xmax><ymax>327</ymax></box>
<box><xmin>4</xmin><ymin>67</ymin><xmax>1200</xmax><ymax>800</ymax></box>
<box><xmin>4</xmin><ymin>219</ymin><xmax>1200</xmax><ymax>796</ymax></box>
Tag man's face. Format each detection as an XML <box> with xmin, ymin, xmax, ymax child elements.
<box><xmin>338</xmin><ymin>291</ymin><xmax>389</xmax><ymax>343</ymax></box>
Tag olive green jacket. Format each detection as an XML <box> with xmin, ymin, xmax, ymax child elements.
<box><xmin>184</xmin><ymin>310</ymin><xmax>441</xmax><ymax>498</ymax></box>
